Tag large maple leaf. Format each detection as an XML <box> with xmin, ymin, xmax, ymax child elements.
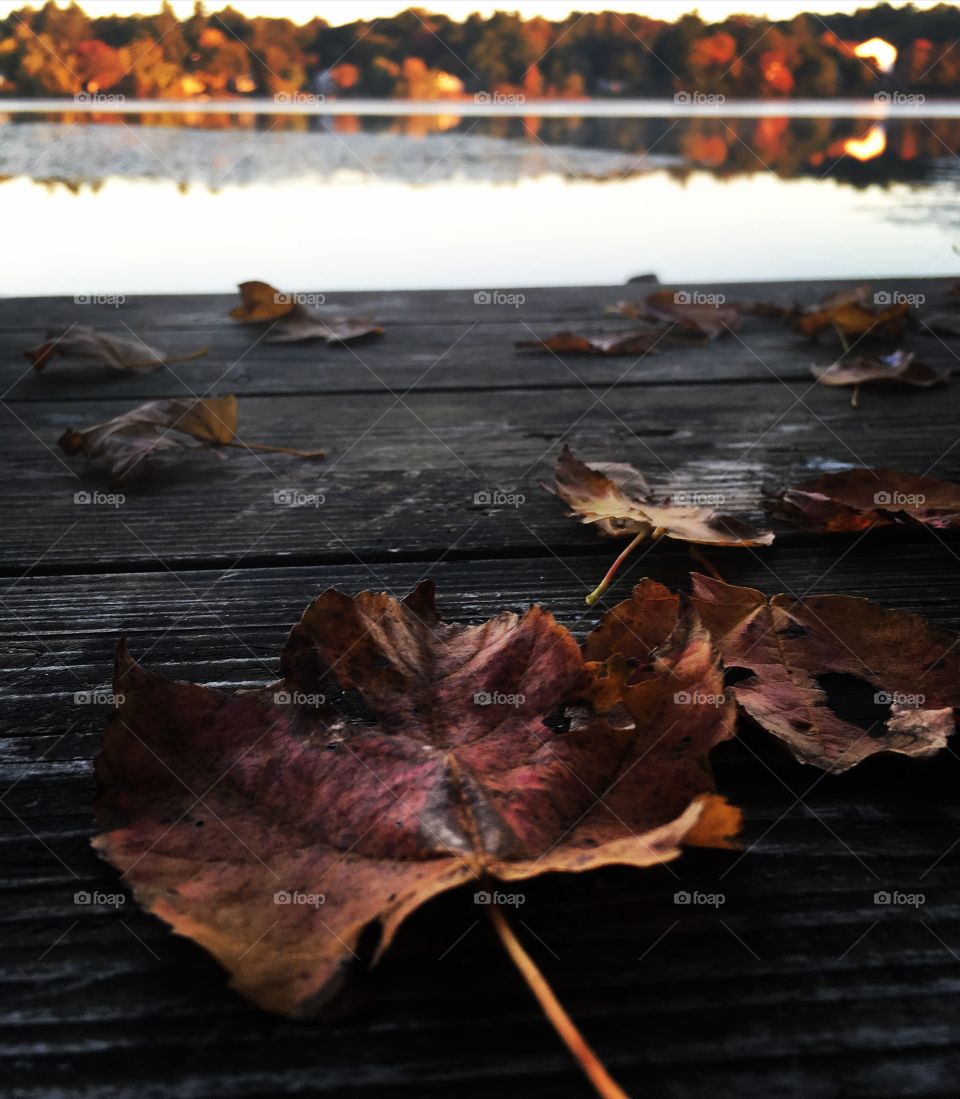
<box><xmin>93</xmin><ymin>582</ymin><xmax>738</xmax><ymax>1017</ymax></box>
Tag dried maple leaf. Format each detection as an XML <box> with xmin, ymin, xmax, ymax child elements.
<box><xmin>690</xmin><ymin>573</ymin><xmax>960</xmax><ymax>772</ymax></box>
<box><xmin>26</xmin><ymin>325</ymin><xmax>207</xmax><ymax>374</ymax></box>
<box><xmin>544</xmin><ymin>446</ymin><xmax>773</xmax><ymax>604</ymax></box>
<box><xmin>230</xmin><ymin>281</ymin><xmax>383</xmax><ymax>344</ymax></box>
<box><xmin>93</xmin><ymin>582</ymin><xmax>739</xmax><ymax>1022</ymax></box>
<box><xmin>59</xmin><ymin>395</ymin><xmax>324</xmax><ymax>482</ymax></box>
<box><xmin>771</xmin><ymin>468</ymin><xmax>960</xmax><ymax>532</ymax></box>
<box><xmin>793</xmin><ymin>286</ymin><xmax>910</xmax><ymax>341</ymax></box>
<box><xmin>811</xmin><ymin>350</ymin><xmax>948</xmax><ymax>394</ymax></box>
<box><xmin>515</xmin><ymin>329</ymin><xmax>660</xmax><ymax>356</ymax></box>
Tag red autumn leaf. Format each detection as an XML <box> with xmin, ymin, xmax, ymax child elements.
<box><xmin>811</xmin><ymin>350</ymin><xmax>948</xmax><ymax>391</ymax></box>
<box><xmin>771</xmin><ymin>468</ymin><xmax>960</xmax><ymax>533</ymax></box>
<box><xmin>515</xmin><ymin>329</ymin><xmax>661</xmax><ymax>355</ymax></box>
<box><xmin>544</xmin><ymin>445</ymin><xmax>773</xmax><ymax>603</ymax></box>
<box><xmin>93</xmin><ymin>582</ymin><xmax>740</xmax><ymax>1018</ymax></box>
<box><xmin>26</xmin><ymin>325</ymin><xmax>207</xmax><ymax>374</ymax></box>
<box><xmin>690</xmin><ymin>573</ymin><xmax>960</xmax><ymax>772</ymax></box>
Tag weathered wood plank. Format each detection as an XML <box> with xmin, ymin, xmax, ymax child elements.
<box><xmin>0</xmin><ymin>278</ymin><xmax>947</xmax><ymax>331</ymax></box>
<box><xmin>2</xmin><ymin>552</ymin><xmax>960</xmax><ymax>1097</ymax></box>
<box><xmin>2</xmin><ymin>278</ymin><xmax>955</xmax><ymax>398</ymax></box>
<box><xmin>1</xmin><ymin>379</ymin><xmax>957</xmax><ymax>570</ymax></box>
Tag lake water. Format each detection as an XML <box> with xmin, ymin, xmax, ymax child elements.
<box><xmin>2</xmin><ymin>102</ymin><xmax>960</xmax><ymax>295</ymax></box>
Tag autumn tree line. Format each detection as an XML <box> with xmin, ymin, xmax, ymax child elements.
<box><xmin>2</xmin><ymin>2</ymin><xmax>960</xmax><ymax>101</ymax></box>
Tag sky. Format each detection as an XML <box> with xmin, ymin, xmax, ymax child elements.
<box><xmin>0</xmin><ymin>0</ymin><xmax>949</xmax><ymax>25</ymax></box>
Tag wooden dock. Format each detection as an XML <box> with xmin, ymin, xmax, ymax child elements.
<box><xmin>2</xmin><ymin>278</ymin><xmax>960</xmax><ymax>1097</ymax></box>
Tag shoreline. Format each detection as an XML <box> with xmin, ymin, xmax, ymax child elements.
<box><xmin>3</xmin><ymin>96</ymin><xmax>960</xmax><ymax>119</ymax></box>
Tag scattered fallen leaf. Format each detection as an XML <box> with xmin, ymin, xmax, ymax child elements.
<box><xmin>544</xmin><ymin>446</ymin><xmax>773</xmax><ymax>603</ymax></box>
<box><xmin>93</xmin><ymin>582</ymin><xmax>740</xmax><ymax>1018</ymax></box>
<box><xmin>811</xmin><ymin>350</ymin><xmax>948</xmax><ymax>391</ymax></box>
<box><xmin>793</xmin><ymin>286</ymin><xmax>910</xmax><ymax>341</ymax></box>
<box><xmin>266</xmin><ymin>308</ymin><xmax>384</xmax><ymax>345</ymax></box>
<box><xmin>771</xmin><ymin>468</ymin><xmax>960</xmax><ymax>532</ymax></box>
<box><xmin>26</xmin><ymin>326</ymin><xmax>207</xmax><ymax>374</ymax></box>
<box><xmin>230</xmin><ymin>280</ymin><xmax>296</xmax><ymax>323</ymax></box>
<box><xmin>59</xmin><ymin>395</ymin><xmax>324</xmax><ymax>482</ymax></box>
<box><xmin>231</xmin><ymin>281</ymin><xmax>383</xmax><ymax>344</ymax></box>
<box><xmin>581</xmin><ymin>579</ymin><xmax>738</xmax><ymax>811</ymax></box>
<box><xmin>690</xmin><ymin>573</ymin><xmax>960</xmax><ymax>772</ymax></box>
<box><xmin>611</xmin><ymin>291</ymin><xmax>740</xmax><ymax>339</ymax></box>
<box><xmin>642</xmin><ymin>289</ymin><xmax>741</xmax><ymax>339</ymax></box>
<box><xmin>515</xmin><ymin>329</ymin><xmax>660</xmax><ymax>355</ymax></box>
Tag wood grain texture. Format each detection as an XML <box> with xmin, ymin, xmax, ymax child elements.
<box><xmin>3</xmin><ymin>283</ymin><xmax>960</xmax><ymax>1098</ymax></box>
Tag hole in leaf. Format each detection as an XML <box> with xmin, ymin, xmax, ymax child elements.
<box><xmin>724</xmin><ymin>666</ymin><xmax>755</xmax><ymax>688</ymax></box>
<box><xmin>543</xmin><ymin>708</ymin><xmax>571</xmax><ymax>735</ymax></box>
<box><xmin>817</xmin><ymin>672</ymin><xmax>890</xmax><ymax>736</ymax></box>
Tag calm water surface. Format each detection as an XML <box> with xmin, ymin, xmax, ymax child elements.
<box><xmin>2</xmin><ymin>105</ymin><xmax>959</xmax><ymax>294</ymax></box>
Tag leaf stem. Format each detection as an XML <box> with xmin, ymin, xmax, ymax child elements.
<box><xmin>585</xmin><ymin>529</ymin><xmax>654</xmax><ymax>607</ymax></box>
<box><xmin>487</xmin><ymin>903</ymin><xmax>630</xmax><ymax>1099</ymax></box>
<box><xmin>688</xmin><ymin>545</ymin><xmax>725</xmax><ymax>582</ymax></box>
<box><xmin>223</xmin><ymin>441</ymin><xmax>326</xmax><ymax>458</ymax></box>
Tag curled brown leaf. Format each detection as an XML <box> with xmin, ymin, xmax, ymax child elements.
<box><xmin>27</xmin><ymin>326</ymin><xmax>207</xmax><ymax>374</ymax></box>
<box><xmin>771</xmin><ymin>468</ymin><xmax>960</xmax><ymax>532</ymax></box>
<box><xmin>690</xmin><ymin>573</ymin><xmax>960</xmax><ymax>772</ymax></box>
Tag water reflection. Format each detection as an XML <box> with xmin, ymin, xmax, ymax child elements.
<box><xmin>2</xmin><ymin>111</ymin><xmax>958</xmax><ymax>191</ymax></box>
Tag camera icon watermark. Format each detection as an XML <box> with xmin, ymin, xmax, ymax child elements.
<box><xmin>273</xmin><ymin>690</ymin><xmax>326</xmax><ymax>707</ymax></box>
<box><xmin>74</xmin><ymin>490</ymin><xmax>125</xmax><ymax>508</ymax></box>
<box><xmin>673</xmin><ymin>290</ymin><xmax>725</xmax><ymax>307</ymax></box>
<box><xmin>874</xmin><ymin>690</ymin><xmax>925</xmax><ymax>708</ymax></box>
<box><xmin>673</xmin><ymin>90</ymin><xmax>725</xmax><ymax>106</ymax></box>
<box><xmin>673</xmin><ymin>690</ymin><xmax>726</xmax><ymax>707</ymax></box>
<box><xmin>473</xmin><ymin>290</ymin><xmax>525</xmax><ymax>308</ymax></box>
<box><xmin>473</xmin><ymin>690</ymin><xmax>525</xmax><ymax>708</ymax></box>
<box><xmin>674</xmin><ymin>890</ymin><xmax>725</xmax><ymax>907</ymax></box>
<box><xmin>671</xmin><ymin>490</ymin><xmax>726</xmax><ymax>507</ymax></box>
<box><xmin>273</xmin><ymin>889</ymin><xmax>325</xmax><ymax>906</ymax></box>
<box><xmin>73</xmin><ymin>293</ymin><xmax>125</xmax><ymax>308</ymax></box>
<box><xmin>874</xmin><ymin>889</ymin><xmax>924</xmax><ymax>907</ymax></box>
<box><xmin>472</xmin><ymin>488</ymin><xmax>525</xmax><ymax>508</ymax></box>
<box><xmin>273</xmin><ymin>488</ymin><xmax>325</xmax><ymax>508</ymax></box>
<box><xmin>274</xmin><ymin>291</ymin><xmax>325</xmax><ymax>307</ymax></box>
<box><xmin>74</xmin><ymin>91</ymin><xmax>125</xmax><ymax>106</ymax></box>
<box><xmin>74</xmin><ymin>889</ymin><xmax>126</xmax><ymax>907</ymax></box>
<box><xmin>473</xmin><ymin>90</ymin><xmax>525</xmax><ymax>106</ymax></box>
<box><xmin>873</xmin><ymin>290</ymin><xmax>924</xmax><ymax>307</ymax></box>
<box><xmin>274</xmin><ymin>91</ymin><xmax>325</xmax><ymax>106</ymax></box>
<box><xmin>874</xmin><ymin>91</ymin><xmax>925</xmax><ymax>106</ymax></box>
<box><xmin>474</xmin><ymin>889</ymin><xmax>525</xmax><ymax>906</ymax></box>
<box><xmin>873</xmin><ymin>490</ymin><xmax>925</xmax><ymax>507</ymax></box>
<box><xmin>74</xmin><ymin>690</ymin><xmax>124</xmax><ymax>706</ymax></box>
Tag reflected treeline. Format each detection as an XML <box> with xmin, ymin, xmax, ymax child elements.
<box><xmin>4</xmin><ymin>111</ymin><xmax>958</xmax><ymax>189</ymax></box>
